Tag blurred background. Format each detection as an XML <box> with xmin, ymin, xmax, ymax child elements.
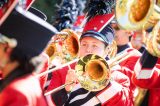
<box><xmin>33</xmin><ymin>0</ymin><xmax>87</xmax><ymax>23</ymax></box>
<box><xmin>33</xmin><ymin>0</ymin><xmax>60</xmax><ymax>23</ymax></box>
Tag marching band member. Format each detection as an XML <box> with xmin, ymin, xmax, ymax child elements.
<box><xmin>132</xmin><ymin>21</ymin><xmax>160</xmax><ymax>106</ymax></box>
<box><xmin>0</xmin><ymin>5</ymin><xmax>57</xmax><ymax>106</ymax></box>
<box><xmin>110</xmin><ymin>20</ymin><xmax>142</xmax><ymax>71</ymax></box>
<box><xmin>44</xmin><ymin>0</ymin><xmax>79</xmax><ymax>92</ymax></box>
<box><xmin>49</xmin><ymin>0</ymin><xmax>132</xmax><ymax>106</ymax></box>
<box><xmin>114</xmin><ymin>0</ymin><xmax>160</xmax><ymax>105</ymax></box>
<box><xmin>110</xmin><ymin>19</ymin><xmax>143</xmax><ymax>105</ymax></box>
<box><xmin>64</xmin><ymin>14</ymin><xmax>131</xmax><ymax>106</ymax></box>
<box><xmin>47</xmin><ymin>0</ymin><xmax>132</xmax><ymax>104</ymax></box>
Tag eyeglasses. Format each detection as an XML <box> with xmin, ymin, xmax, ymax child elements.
<box><xmin>0</xmin><ymin>34</ymin><xmax>17</xmax><ymax>48</ymax></box>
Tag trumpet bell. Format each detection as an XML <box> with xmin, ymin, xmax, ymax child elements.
<box><xmin>45</xmin><ymin>29</ymin><xmax>80</xmax><ymax>65</ymax></box>
<box><xmin>63</xmin><ymin>29</ymin><xmax>79</xmax><ymax>58</ymax></box>
<box><xmin>45</xmin><ymin>42</ymin><xmax>56</xmax><ymax>58</ymax></box>
<box><xmin>75</xmin><ymin>54</ymin><xmax>110</xmax><ymax>91</ymax></box>
<box><xmin>116</xmin><ymin>0</ymin><xmax>160</xmax><ymax>31</ymax></box>
<box><xmin>86</xmin><ymin>60</ymin><xmax>107</xmax><ymax>81</ymax></box>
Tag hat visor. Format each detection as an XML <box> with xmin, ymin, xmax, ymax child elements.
<box><xmin>81</xmin><ymin>31</ymin><xmax>110</xmax><ymax>45</ymax></box>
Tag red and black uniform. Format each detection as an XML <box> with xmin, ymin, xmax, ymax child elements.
<box><xmin>47</xmin><ymin>62</ymin><xmax>76</xmax><ymax>106</ymax></box>
<box><xmin>132</xmin><ymin>50</ymin><xmax>160</xmax><ymax>106</ymax></box>
<box><xmin>64</xmin><ymin>70</ymin><xmax>132</xmax><ymax>106</ymax></box>
<box><xmin>115</xmin><ymin>45</ymin><xmax>142</xmax><ymax>104</ymax></box>
<box><xmin>47</xmin><ymin>61</ymin><xmax>133</xmax><ymax>106</ymax></box>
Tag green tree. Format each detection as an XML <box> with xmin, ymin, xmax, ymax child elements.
<box><xmin>32</xmin><ymin>0</ymin><xmax>61</xmax><ymax>23</ymax></box>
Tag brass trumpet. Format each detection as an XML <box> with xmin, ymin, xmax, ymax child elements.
<box><xmin>45</xmin><ymin>29</ymin><xmax>80</xmax><ymax>65</ymax></box>
<box><xmin>44</xmin><ymin>51</ymin><xmax>133</xmax><ymax>96</ymax></box>
<box><xmin>116</xmin><ymin>0</ymin><xmax>160</xmax><ymax>31</ymax></box>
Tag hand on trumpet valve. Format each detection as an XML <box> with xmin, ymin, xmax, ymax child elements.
<box><xmin>65</xmin><ymin>69</ymin><xmax>78</xmax><ymax>92</ymax></box>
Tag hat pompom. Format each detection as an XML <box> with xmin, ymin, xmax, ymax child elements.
<box><xmin>52</xmin><ymin>0</ymin><xmax>78</xmax><ymax>31</ymax></box>
<box><xmin>86</xmin><ymin>0</ymin><xmax>115</xmax><ymax>21</ymax></box>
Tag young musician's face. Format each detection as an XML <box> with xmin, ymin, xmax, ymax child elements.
<box><xmin>131</xmin><ymin>31</ymin><xmax>146</xmax><ymax>50</ymax></box>
<box><xmin>79</xmin><ymin>37</ymin><xmax>106</xmax><ymax>57</ymax></box>
<box><xmin>111</xmin><ymin>23</ymin><xmax>131</xmax><ymax>46</ymax></box>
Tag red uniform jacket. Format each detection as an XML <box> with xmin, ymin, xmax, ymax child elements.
<box><xmin>132</xmin><ymin>50</ymin><xmax>160</xmax><ymax>106</ymax></box>
<box><xmin>115</xmin><ymin>48</ymin><xmax>141</xmax><ymax>104</ymax></box>
<box><xmin>0</xmin><ymin>74</ymin><xmax>47</xmax><ymax>106</ymax></box>
<box><xmin>47</xmin><ymin>62</ymin><xmax>76</xmax><ymax>91</ymax></box>
<box><xmin>46</xmin><ymin>62</ymin><xmax>76</xmax><ymax>106</ymax></box>
<box><xmin>64</xmin><ymin>70</ymin><xmax>132</xmax><ymax>106</ymax></box>
<box><xmin>47</xmin><ymin>61</ymin><xmax>133</xmax><ymax>106</ymax></box>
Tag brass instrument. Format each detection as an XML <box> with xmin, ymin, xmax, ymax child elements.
<box><xmin>146</xmin><ymin>21</ymin><xmax>160</xmax><ymax>57</ymax></box>
<box><xmin>45</xmin><ymin>29</ymin><xmax>80</xmax><ymax>65</ymax></box>
<box><xmin>134</xmin><ymin>88</ymin><xmax>148</xmax><ymax>106</ymax></box>
<box><xmin>44</xmin><ymin>51</ymin><xmax>132</xmax><ymax>95</ymax></box>
<box><xmin>45</xmin><ymin>41</ymin><xmax>57</xmax><ymax>63</ymax></box>
<box><xmin>115</xmin><ymin>1</ymin><xmax>160</xmax><ymax>105</ymax></box>
<box><xmin>105</xmin><ymin>40</ymin><xmax>117</xmax><ymax>59</ymax></box>
<box><xmin>75</xmin><ymin>54</ymin><xmax>110</xmax><ymax>91</ymax></box>
<box><xmin>36</xmin><ymin>58</ymin><xmax>79</xmax><ymax>78</ymax></box>
<box><xmin>116</xmin><ymin>0</ymin><xmax>160</xmax><ymax>31</ymax></box>
<box><xmin>62</xmin><ymin>29</ymin><xmax>80</xmax><ymax>60</ymax></box>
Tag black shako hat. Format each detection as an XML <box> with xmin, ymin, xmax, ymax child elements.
<box><xmin>81</xmin><ymin>13</ymin><xmax>115</xmax><ymax>45</ymax></box>
<box><xmin>0</xmin><ymin>6</ymin><xmax>58</xmax><ymax>58</ymax></box>
<box><xmin>80</xmin><ymin>0</ymin><xmax>115</xmax><ymax>45</ymax></box>
<box><xmin>28</xmin><ymin>7</ymin><xmax>47</xmax><ymax>21</ymax></box>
